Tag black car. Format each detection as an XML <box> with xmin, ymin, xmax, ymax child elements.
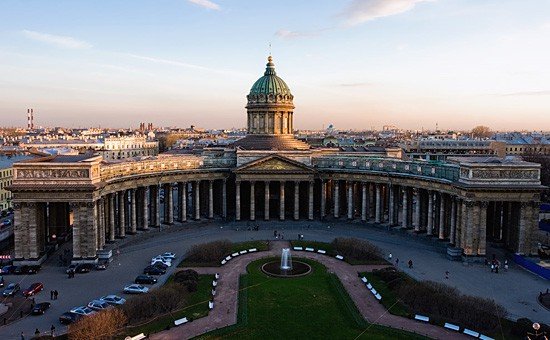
<box><xmin>143</xmin><ymin>265</ymin><xmax>166</xmax><ymax>275</ymax></box>
<box><xmin>152</xmin><ymin>262</ymin><xmax>169</xmax><ymax>270</ymax></box>
<box><xmin>75</xmin><ymin>263</ymin><xmax>95</xmax><ymax>273</ymax></box>
<box><xmin>135</xmin><ymin>275</ymin><xmax>158</xmax><ymax>284</ymax></box>
<box><xmin>95</xmin><ymin>260</ymin><xmax>109</xmax><ymax>270</ymax></box>
<box><xmin>1</xmin><ymin>265</ymin><xmax>16</xmax><ymax>274</ymax></box>
<box><xmin>2</xmin><ymin>283</ymin><xmax>20</xmax><ymax>297</ymax></box>
<box><xmin>32</xmin><ymin>302</ymin><xmax>51</xmax><ymax>315</ymax></box>
<box><xmin>14</xmin><ymin>265</ymin><xmax>40</xmax><ymax>275</ymax></box>
<box><xmin>59</xmin><ymin>312</ymin><xmax>83</xmax><ymax>324</ymax></box>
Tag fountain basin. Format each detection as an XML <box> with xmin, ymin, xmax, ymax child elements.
<box><xmin>261</xmin><ymin>260</ymin><xmax>312</xmax><ymax>278</ymax></box>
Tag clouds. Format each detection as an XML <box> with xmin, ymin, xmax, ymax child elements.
<box><xmin>187</xmin><ymin>0</ymin><xmax>220</xmax><ymax>11</ymax></box>
<box><xmin>275</xmin><ymin>29</ymin><xmax>328</xmax><ymax>40</ymax></box>
<box><xmin>21</xmin><ymin>30</ymin><xmax>92</xmax><ymax>49</ymax></box>
<box><xmin>339</xmin><ymin>0</ymin><xmax>434</xmax><ymax>26</ymax></box>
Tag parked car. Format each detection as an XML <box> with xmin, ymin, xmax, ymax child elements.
<box><xmin>23</xmin><ymin>282</ymin><xmax>44</xmax><ymax>297</ymax></box>
<box><xmin>123</xmin><ymin>284</ymin><xmax>149</xmax><ymax>294</ymax></box>
<box><xmin>99</xmin><ymin>294</ymin><xmax>126</xmax><ymax>306</ymax></box>
<box><xmin>95</xmin><ymin>260</ymin><xmax>109</xmax><ymax>270</ymax></box>
<box><xmin>151</xmin><ymin>259</ymin><xmax>171</xmax><ymax>267</ymax></box>
<box><xmin>32</xmin><ymin>302</ymin><xmax>51</xmax><ymax>315</ymax></box>
<box><xmin>14</xmin><ymin>265</ymin><xmax>40</xmax><ymax>275</ymax></box>
<box><xmin>143</xmin><ymin>265</ymin><xmax>166</xmax><ymax>275</ymax></box>
<box><xmin>59</xmin><ymin>312</ymin><xmax>82</xmax><ymax>324</ymax></box>
<box><xmin>1</xmin><ymin>265</ymin><xmax>16</xmax><ymax>274</ymax></box>
<box><xmin>135</xmin><ymin>275</ymin><xmax>158</xmax><ymax>284</ymax></box>
<box><xmin>66</xmin><ymin>264</ymin><xmax>77</xmax><ymax>274</ymax></box>
<box><xmin>152</xmin><ymin>255</ymin><xmax>173</xmax><ymax>263</ymax></box>
<box><xmin>0</xmin><ymin>275</ymin><xmax>4</xmax><ymax>287</ymax></box>
<box><xmin>87</xmin><ymin>300</ymin><xmax>111</xmax><ymax>311</ymax></box>
<box><xmin>151</xmin><ymin>262</ymin><xmax>169</xmax><ymax>270</ymax></box>
<box><xmin>75</xmin><ymin>263</ymin><xmax>95</xmax><ymax>273</ymax></box>
<box><xmin>161</xmin><ymin>252</ymin><xmax>176</xmax><ymax>260</ymax></box>
<box><xmin>2</xmin><ymin>283</ymin><xmax>20</xmax><ymax>297</ymax></box>
<box><xmin>70</xmin><ymin>306</ymin><xmax>95</xmax><ymax>316</ymax></box>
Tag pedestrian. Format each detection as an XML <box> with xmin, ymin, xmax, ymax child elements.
<box><xmin>20</xmin><ymin>332</ymin><xmax>24</xmax><ymax>340</ymax></box>
<box><xmin>54</xmin><ymin>290</ymin><xmax>58</xmax><ymax>300</ymax></box>
<box><xmin>50</xmin><ymin>290</ymin><xmax>54</xmax><ymax>300</ymax></box>
<box><xmin>274</xmin><ymin>230</ymin><xmax>277</xmax><ymax>238</ymax></box>
<box><xmin>408</xmin><ymin>259</ymin><xmax>413</xmax><ymax>269</ymax></box>
<box><xmin>20</xmin><ymin>310</ymin><xmax>23</xmax><ymax>318</ymax></box>
<box><xmin>51</xmin><ymin>324</ymin><xmax>56</xmax><ymax>337</ymax></box>
<box><xmin>395</xmin><ymin>258</ymin><xmax>399</xmax><ymax>266</ymax></box>
<box><xmin>34</xmin><ymin>329</ymin><xmax>40</xmax><ymax>337</ymax></box>
<box><xmin>495</xmin><ymin>265</ymin><xmax>499</xmax><ymax>274</ymax></box>
<box><xmin>388</xmin><ymin>253</ymin><xmax>393</xmax><ymax>261</ymax></box>
<box><xmin>490</xmin><ymin>264</ymin><xmax>495</xmax><ymax>272</ymax></box>
<box><xmin>445</xmin><ymin>271</ymin><xmax>449</xmax><ymax>279</ymax></box>
<box><xmin>504</xmin><ymin>260</ymin><xmax>509</xmax><ymax>271</ymax></box>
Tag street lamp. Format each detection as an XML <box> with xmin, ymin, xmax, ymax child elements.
<box><xmin>527</xmin><ymin>322</ymin><xmax>548</xmax><ymax>340</ymax></box>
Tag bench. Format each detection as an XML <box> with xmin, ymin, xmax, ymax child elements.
<box><xmin>212</xmin><ymin>280</ymin><xmax>217</xmax><ymax>287</ymax></box>
<box><xmin>370</xmin><ymin>288</ymin><xmax>377</xmax><ymax>295</ymax></box>
<box><xmin>361</xmin><ymin>277</ymin><xmax>367</xmax><ymax>283</ymax></box>
<box><xmin>374</xmin><ymin>293</ymin><xmax>382</xmax><ymax>300</ymax></box>
<box><xmin>317</xmin><ymin>249</ymin><xmax>326</xmax><ymax>254</ymax></box>
<box><xmin>124</xmin><ymin>333</ymin><xmax>147</xmax><ymax>340</ymax></box>
<box><xmin>366</xmin><ymin>283</ymin><xmax>372</xmax><ymax>289</ymax></box>
<box><xmin>239</xmin><ymin>250</ymin><xmax>247</xmax><ymax>255</ymax></box>
<box><xmin>443</xmin><ymin>323</ymin><xmax>460</xmax><ymax>331</ymax></box>
<box><xmin>209</xmin><ymin>301</ymin><xmax>214</xmax><ymax>310</ymax></box>
<box><xmin>231</xmin><ymin>252</ymin><xmax>239</xmax><ymax>257</ymax></box>
<box><xmin>335</xmin><ymin>255</ymin><xmax>344</xmax><ymax>260</ymax></box>
<box><xmin>174</xmin><ymin>317</ymin><xmax>189</xmax><ymax>326</ymax></box>
<box><xmin>305</xmin><ymin>247</ymin><xmax>314</xmax><ymax>252</ymax></box>
<box><xmin>215</xmin><ymin>273</ymin><xmax>220</xmax><ymax>279</ymax></box>
<box><xmin>414</xmin><ymin>315</ymin><xmax>429</xmax><ymax>322</ymax></box>
<box><xmin>211</xmin><ymin>289</ymin><xmax>216</xmax><ymax>296</ymax></box>
<box><xmin>249</xmin><ymin>248</ymin><xmax>257</xmax><ymax>252</ymax></box>
<box><xmin>463</xmin><ymin>329</ymin><xmax>479</xmax><ymax>337</ymax></box>
<box><xmin>479</xmin><ymin>335</ymin><xmax>494</xmax><ymax>340</ymax></box>
<box><xmin>293</xmin><ymin>246</ymin><xmax>303</xmax><ymax>251</ymax></box>
<box><xmin>225</xmin><ymin>256</ymin><xmax>231</xmax><ymax>261</ymax></box>
<box><xmin>221</xmin><ymin>259</ymin><xmax>226</xmax><ymax>265</ymax></box>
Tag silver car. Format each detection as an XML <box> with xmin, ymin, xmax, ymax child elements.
<box><xmin>87</xmin><ymin>299</ymin><xmax>111</xmax><ymax>311</ymax></box>
<box><xmin>123</xmin><ymin>284</ymin><xmax>149</xmax><ymax>294</ymax></box>
<box><xmin>99</xmin><ymin>294</ymin><xmax>126</xmax><ymax>306</ymax></box>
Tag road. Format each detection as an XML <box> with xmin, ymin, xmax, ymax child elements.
<box><xmin>0</xmin><ymin>219</ymin><xmax>548</xmax><ymax>339</ymax></box>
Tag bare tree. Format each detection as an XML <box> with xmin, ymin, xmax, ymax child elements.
<box><xmin>471</xmin><ymin>125</ymin><xmax>492</xmax><ymax>139</ymax></box>
<box><xmin>69</xmin><ymin>308</ymin><xmax>127</xmax><ymax>340</ymax></box>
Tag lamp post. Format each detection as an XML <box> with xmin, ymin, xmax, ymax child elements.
<box><xmin>527</xmin><ymin>322</ymin><xmax>548</xmax><ymax>340</ymax></box>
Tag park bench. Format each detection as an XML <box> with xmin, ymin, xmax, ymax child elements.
<box><xmin>174</xmin><ymin>317</ymin><xmax>189</xmax><ymax>326</ymax></box>
<box><xmin>374</xmin><ymin>293</ymin><xmax>382</xmax><ymax>300</ymax></box>
<box><xmin>212</xmin><ymin>280</ymin><xmax>217</xmax><ymax>287</ymax></box>
<box><xmin>305</xmin><ymin>247</ymin><xmax>314</xmax><ymax>252</ymax></box>
<box><xmin>231</xmin><ymin>252</ymin><xmax>239</xmax><ymax>257</ymax></box>
<box><xmin>124</xmin><ymin>333</ymin><xmax>146</xmax><ymax>340</ymax></box>
<box><xmin>293</xmin><ymin>246</ymin><xmax>303</xmax><ymax>251</ymax></box>
<box><xmin>215</xmin><ymin>273</ymin><xmax>220</xmax><ymax>279</ymax></box>
<box><xmin>221</xmin><ymin>259</ymin><xmax>227</xmax><ymax>265</ymax></box>
<box><xmin>211</xmin><ymin>289</ymin><xmax>216</xmax><ymax>296</ymax></box>
<box><xmin>370</xmin><ymin>288</ymin><xmax>377</xmax><ymax>295</ymax></box>
<box><xmin>225</xmin><ymin>256</ymin><xmax>231</xmax><ymax>261</ymax></box>
<box><xmin>335</xmin><ymin>255</ymin><xmax>344</xmax><ymax>260</ymax></box>
<box><xmin>209</xmin><ymin>301</ymin><xmax>214</xmax><ymax>310</ymax></box>
<box><xmin>462</xmin><ymin>329</ymin><xmax>479</xmax><ymax>337</ymax></box>
<box><xmin>317</xmin><ymin>249</ymin><xmax>326</xmax><ymax>254</ymax></box>
<box><xmin>414</xmin><ymin>315</ymin><xmax>429</xmax><ymax>322</ymax></box>
<box><xmin>443</xmin><ymin>323</ymin><xmax>460</xmax><ymax>331</ymax></box>
<box><xmin>479</xmin><ymin>334</ymin><xmax>494</xmax><ymax>340</ymax></box>
<box><xmin>249</xmin><ymin>248</ymin><xmax>257</xmax><ymax>252</ymax></box>
<box><xmin>239</xmin><ymin>250</ymin><xmax>247</xmax><ymax>255</ymax></box>
<box><xmin>366</xmin><ymin>283</ymin><xmax>372</xmax><ymax>289</ymax></box>
<box><xmin>361</xmin><ymin>277</ymin><xmax>367</xmax><ymax>283</ymax></box>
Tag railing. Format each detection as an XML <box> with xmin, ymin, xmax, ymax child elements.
<box><xmin>313</xmin><ymin>157</ymin><xmax>460</xmax><ymax>182</ymax></box>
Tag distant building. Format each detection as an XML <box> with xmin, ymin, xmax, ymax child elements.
<box><xmin>0</xmin><ymin>153</ymin><xmax>38</xmax><ymax>211</ymax></box>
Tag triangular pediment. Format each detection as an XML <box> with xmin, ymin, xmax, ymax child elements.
<box><xmin>234</xmin><ymin>155</ymin><xmax>314</xmax><ymax>173</ymax></box>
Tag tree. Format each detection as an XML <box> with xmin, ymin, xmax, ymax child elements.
<box><xmin>471</xmin><ymin>125</ymin><xmax>492</xmax><ymax>139</ymax></box>
<box><xmin>69</xmin><ymin>308</ymin><xmax>127</xmax><ymax>340</ymax></box>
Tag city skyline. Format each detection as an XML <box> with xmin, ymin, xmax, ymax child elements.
<box><xmin>1</xmin><ymin>0</ymin><xmax>550</xmax><ymax>131</ymax></box>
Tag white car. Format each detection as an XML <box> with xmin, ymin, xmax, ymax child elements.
<box><xmin>161</xmin><ymin>252</ymin><xmax>176</xmax><ymax>260</ymax></box>
<box><xmin>87</xmin><ymin>300</ymin><xmax>111</xmax><ymax>311</ymax></box>
<box><xmin>123</xmin><ymin>284</ymin><xmax>149</xmax><ymax>294</ymax></box>
<box><xmin>151</xmin><ymin>255</ymin><xmax>172</xmax><ymax>263</ymax></box>
<box><xmin>151</xmin><ymin>259</ymin><xmax>171</xmax><ymax>267</ymax></box>
<box><xmin>99</xmin><ymin>295</ymin><xmax>126</xmax><ymax>306</ymax></box>
<box><xmin>70</xmin><ymin>306</ymin><xmax>95</xmax><ymax>316</ymax></box>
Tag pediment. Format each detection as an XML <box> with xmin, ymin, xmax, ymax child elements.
<box><xmin>234</xmin><ymin>155</ymin><xmax>314</xmax><ymax>173</ymax></box>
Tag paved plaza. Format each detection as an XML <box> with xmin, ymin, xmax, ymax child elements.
<box><xmin>0</xmin><ymin>220</ymin><xmax>548</xmax><ymax>339</ymax></box>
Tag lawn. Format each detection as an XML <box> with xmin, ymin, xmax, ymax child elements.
<box><xmin>179</xmin><ymin>240</ymin><xmax>269</xmax><ymax>267</ymax></box>
<box><xmin>122</xmin><ymin>274</ymin><xmax>213</xmax><ymax>337</ymax></box>
<box><xmin>197</xmin><ymin>258</ymin><xmax>425</xmax><ymax>340</ymax></box>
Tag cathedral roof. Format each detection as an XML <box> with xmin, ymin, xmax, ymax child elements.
<box><xmin>249</xmin><ymin>56</ymin><xmax>292</xmax><ymax>97</ymax></box>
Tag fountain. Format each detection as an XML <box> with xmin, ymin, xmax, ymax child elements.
<box><xmin>261</xmin><ymin>248</ymin><xmax>311</xmax><ymax>278</ymax></box>
<box><xmin>280</xmin><ymin>248</ymin><xmax>293</xmax><ymax>271</ymax></box>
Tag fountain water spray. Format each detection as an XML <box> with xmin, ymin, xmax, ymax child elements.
<box><xmin>280</xmin><ymin>248</ymin><xmax>293</xmax><ymax>271</ymax></box>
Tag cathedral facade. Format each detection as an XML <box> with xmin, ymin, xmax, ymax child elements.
<box><xmin>9</xmin><ymin>57</ymin><xmax>544</xmax><ymax>265</ymax></box>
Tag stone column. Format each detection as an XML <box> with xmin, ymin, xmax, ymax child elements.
<box><xmin>27</xmin><ymin>203</ymin><xmax>39</xmax><ymax>259</ymax></box>
<box><xmin>449</xmin><ymin>198</ymin><xmax>457</xmax><ymax>244</ymax></box>
<box><xmin>375</xmin><ymin>184</ymin><xmax>381</xmax><ymax>223</ymax></box>
<box><xmin>98</xmin><ymin>198</ymin><xmax>105</xmax><ymax>249</ymax></box>
<box><xmin>164</xmin><ymin>184</ymin><xmax>174</xmax><ymax>224</ymax></box>
<box><xmin>294</xmin><ymin>181</ymin><xmax>300</xmax><ymax>220</ymax></box>
<box><xmin>177</xmin><ymin>182</ymin><xmax>186</xmax><ymax>222</ymax></box>
<box><xmin>427</xmin><ymin>191</ymin><xmax>434</xmax><ymax>235</ymax></box>
<box><xmin>236</xmin><ymin>181</ymin><xmax>241</xmax><ymax>221</ymax></box>
<box><xmin>130</xmin><ymin>189</ymin><xmax>137</xmax><ymax>233</ymax></box>
<box><xmin>72</xmin><ymin>202</ymin><xmax>98</xmax><ymax>260</ymax></box>
<box><xmin>250</xmin><ymin>181</ymin><xmax>256</xmax><ymax>221</ymax></box>
<box><xmin>208</xmin><ymin>180</ymin><xmax>214</xmax><ymax>219</ymax></box>
<box><xmin>308</xmin><ymin>181</ymin><xmax>314</xmax><ymax>220</ymax></box>
<box><xmin>388</xmin><ymin>184</ymin><xmax>395</xmax><ymax>226</ymax></box>
<box><xmin>109</xmin><ymin>194</ymin><xmax>116</xmax><ymax>241</ymax></box>
<box><xmin>438</xmin><ymin>194</ymin><xmax>446</xmax><ymax>239</ymax></box>
<box><xmin>320</xmin><ymin>180</ymin><xmax>326</xmax><ymax>218</ymax></box>
<box><xmin>118</xmin><ymin>191</ymin><xmax>126</xmax><ymax>237</ymax></box>
<box><xmin>402</xmin><ymin>188</ymin><xmax>409</xmax><ymax>228</ymax></box>
<box><xmin>142</xmin><ymin>187</ymin><xmax>149</xmax><ymax>229</ymax></box>
<box><xmin>279</xmin><ymin>181</ymin><xmax>285</xmax><ymax>220</ymax></box>
<box><xmin>478</xmin><ymin>202</ymin><xmax>488</xmax><ymax>255</ymax></box>
<box><xmin>194</xmin><ymin>181</ymin><xmax>201</xmax><ymax>220</ymax></box>
<box><xmin>264</xmin><ymin>181</ymin><xmax>270</xmax><ymax>220</ymax></box>
<box><xmin>347</xmin><ymin>181</ymin><xmax>353</xmax><ymax>219</ymax></box>
<box><xmin>414</xmin><ymin>189</ymin><xmax>421</xmax><ymax>232</ymax></box>
<box><xmin>334</xmin><ymin>180</ymin><xmax>340</xmax><ymax>218</ymax></box>
<box><xmin>361</xmin><ymin>183</ymin><xmax>367</xmax><ymax>222</ymax></box>
<box><xmin>154</xmin><ymin>185</ymin><xmax>161</xmax><ymax>228</ymax></box>
<box><xmin>222</xmin><ymin>179</ymin><xmax>227</xmax><ymax>219</ymax></box>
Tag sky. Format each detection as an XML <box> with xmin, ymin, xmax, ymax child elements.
<box><xmin>0</xmin><ymin>0</ymin><xmax>549</xmax><ymax>131</ymax></box>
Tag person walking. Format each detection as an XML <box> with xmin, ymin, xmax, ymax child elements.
<box><xmin>408</xmin><ymin>259</ymin><xmax>413</xmax><ymax>269</ymax></box>
<box><xmin>445</xmin><ymin>271</ymin><xmax>449</xmax><ymax>279</ymax></box>
<box><xmin>51</xmin><ymin>324</ymin><xmax>56</xmax><ymax>337</ymax></box>
<box><xmin>54</xmin><ymin>290</ymin><xmax>58</xmax><ymax>300</ymax></box>
<box><xmin>388</xmin><ymin>253</ymin><xmax>393</xmax><ymax>261</ymax></box>
<box><xmin>50</xmin><ymin>290</ymin><xmax>54</xmax><ymax>300</ymax></box>
<box><xmin>504</xmin><ymin>259</ymin><xmax>509</xmax><ymax>271</ymax></box>
<box><xmin>395</xmin><ymin>258</ymin><xmax>399</xmax><ymax>267</ymax></box>
<box><xmin>34</xmin><ymin>329</ymin><xmax>40</xmax><ymax>337</ymax></box>
<box><xmin>20</xmin><ymin>332</ymin><xmax>24</xmax><ymax>340</ymax></box>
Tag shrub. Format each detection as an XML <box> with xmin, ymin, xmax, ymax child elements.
<box><xmin>69</xmin><ymin>308</ymin><xmax>127</xmax><ymax>340</ymax></box>
<box><xmin>122</xmin><ymin>283</ymin><xmax>189</xmax><ymax>324</ymax></box>
<box><xmin>174</xmin><ymin>269</ymin><xmax>199</xmax><ymax>284</ymax></box>
<box><xmin>373</xmin><ymin>267</ymin><xmax>404</xmax><ymax>290</ymax></box>
<box><xmin>331</xmin><ymin>237</ymin><xmax>382</xmax><ymax>262</ymax></box>
<box><xmin>184</xmin><ymin>240</ymin><xmax>232</xmax><ymax>264</ymax></box>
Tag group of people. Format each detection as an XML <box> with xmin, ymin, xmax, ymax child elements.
<box><xmin>486</xmin><ymin>255</ymin><xmax>508</xmax><ymax>273</ymax></box>
<box><xmin>50</xmin><ymin>290</ymin><xmax>59</xmax><ymax>300</ymax></box>
<box><xmin>273</xmin><ymin>230</ymin><xmax>285</xmax><ymax>239</ymax></box>
<box><xmin>21</xmin><ymin>325</ymin><xmax>56</xmax><ymax>340</ymax></box>
<box><xmin>388</xmin><ymin>253</ymin><xmax>414</xmax><ymax>269</ymax></box>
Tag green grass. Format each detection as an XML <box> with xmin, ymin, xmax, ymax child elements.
<box><xmin>196</xmin><ymin>258</ymin><xmax>426</xmax><ymax>340</ymax></box>
<box><xmin>361</xmin><ymin>272</ymin><xmax>410</xmax><ymax>318</ymax></box>
<box><xmin>122</xmin><ymin>274</ymin><xmax>213</xmax><ymax>337</ymax></box>
<box><xmin>290</xmin><ymin>240</ymin><xmax>388</xmax><ymax>265</ymax></box>
<box><xmin>179</xmin><ymin>240</ymin><xmax>269</xmax><ymax>267</ymax></box>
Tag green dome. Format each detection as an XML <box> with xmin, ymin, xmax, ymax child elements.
<box><xmin>249</xmin><ymin>56</ymin><xmax>292</xmax><ymax>96</ymax></box>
